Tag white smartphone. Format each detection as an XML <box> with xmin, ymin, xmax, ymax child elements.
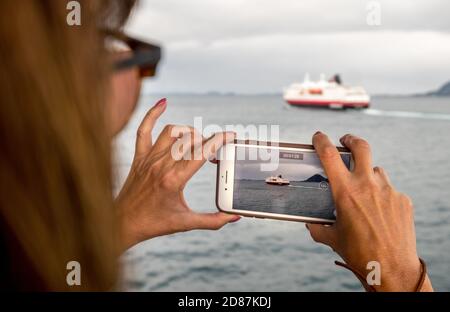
<box><xmin>216</xmin><ymin>140</ymin><xmax>354</xmax><ymax>224</ymax></box>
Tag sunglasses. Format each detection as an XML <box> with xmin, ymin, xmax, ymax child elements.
<box><xmin>103</xmin><ymin>29</ymin><xmax>162</xmax><ymax>78</ymax></box>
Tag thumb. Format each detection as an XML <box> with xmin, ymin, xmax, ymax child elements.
<box><xmin>189</xmin><ymin>212</ymin><xmax>241</xmax><ymax>230</ymax></box>
<box><xmin>306</xmin><ymin>223</ymin><xmax>336</xmax><ymax>248</ymax></box>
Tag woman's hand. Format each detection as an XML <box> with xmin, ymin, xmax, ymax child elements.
<box><xmin>306</xmin><ymin>132</ymin><xmax>432</xmax><ymax>292</ymax></box>
<box><xmin>116</xmin><ymin>98</ymin><xmax>240</xmax><ymax>250</ymax></box>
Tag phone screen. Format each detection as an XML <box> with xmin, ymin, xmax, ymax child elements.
<box><xmin>232</xmin><ymin>145</ymin><xmax>351</xmax><ymax>220</ymax></box>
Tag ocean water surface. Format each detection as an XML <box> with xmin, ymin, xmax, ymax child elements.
<box><xmin>114</xmin><ymin>95</ymin><xmax>450</xmax><ymax>291</ymax></box>
<box><xmin>234</xmin><ymin>180</ymin><xmax>335</xmax><ymax>220</ymax></box>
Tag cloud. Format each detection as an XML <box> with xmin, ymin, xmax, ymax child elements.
<box><xmin>126</xmin><ymin>0</ymin><xmax>450</xmax><ymax>94</ymax></box>
<box><xmin>127</xmin><ymin>0</ymin><xmax>450</xmax><ymax>43</ymax></box>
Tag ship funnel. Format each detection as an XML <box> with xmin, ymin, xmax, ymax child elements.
<box><xmin>303</xmin><ymin>73</ymin><xmax>310</xmax><ymax>83</ymax></box>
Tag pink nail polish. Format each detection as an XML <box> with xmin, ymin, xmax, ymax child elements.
<box><xmin>230</xmin><ymin>216</ymin><xmax>241</xmax><ymax>223</ymax></box>
<box><xmin>154</xmin><ymin>98</ymin><xmax>167</xmax><ymax>107</ymax></box>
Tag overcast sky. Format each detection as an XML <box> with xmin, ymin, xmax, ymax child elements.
<box><xmin>126</xmin><ymin>0</ymin><xmax>450</xmax><ymax>95</ymax></box>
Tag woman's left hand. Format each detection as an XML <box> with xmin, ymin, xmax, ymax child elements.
<box><xmin>116</xmin><ymin>98</ymin><xmax>240</xmax><ymax>251</ymax></box>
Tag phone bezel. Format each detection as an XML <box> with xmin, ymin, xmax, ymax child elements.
<box><xmin>215</xmin><ymin>140</ymin><xmax>353</xmax><ymax>224</ymax></box>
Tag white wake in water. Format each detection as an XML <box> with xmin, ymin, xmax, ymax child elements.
<box><xmin>363</xmin><ymin>109</ymin><xmax>450</xmax><ymax>121</ymax></box>
<box><xmin>288</xmin><ymin>185</ymin><xmax>325</xmax><ymax>190</ymax></box>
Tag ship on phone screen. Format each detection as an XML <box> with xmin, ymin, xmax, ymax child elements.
<box><xmin>232</xmin><ymin>145</ymin><xmax>351</xmax><ymax>220</ymax></box>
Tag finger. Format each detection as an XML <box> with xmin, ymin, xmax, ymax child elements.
<box><xmin>188</xmin><ymin>212</ymin><xmax>241</xmax><ymax>230</ymax></box>
<box><xmin>168</xmin><ymin>126</ymin><xmax>204</xmax><ymax>161</ymax></box>
<box><xmin>373</xmin><ymin>166</ymin><xmax>392</xmax><ymax>186</ymax></box>
<box><xmin>152</xmin><ymin>125</ymin><xmax>196</xmax><ymax>156</ymax></box>
<box><xmin>208</xmin><ymin>132</ymin><xmax>235</xmax><ymax>164</ymax></box>
<box><xmin>203</xmin><ymin>131</ymin><xmax>235</xmax><ymax>161</ymax></box>
<box><xmin>306</xmin><ymin>223</ymin><xmax>336</xmax><ymax>248</ymax></box>
<box><xmin>135</xmin><ymin>98</ymin><xmax>167</xmax><ymax>158</ymax></box>
<box><xmin>312</xmin><ymin>131</ymin><xmax>350</xmax><ymax>185</ymax></box>
<box><xmin>179</xmin><ymin>132</ymin><xmax>235</xmax><ymax>181</ymax></box>
<box><xmin>339</xmin><ymin>134</ymin><xmax>373</xmax><ymax>175</ymax></box>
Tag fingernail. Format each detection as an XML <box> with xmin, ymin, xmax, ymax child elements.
<box><xmin>154</xmin><ymin>98</ymin><xmax>167</xmax><ymax>107</ymax></box>
<box><xmin>314</xmin><ymin>131</ymin><xmax>322</xmax><ymax>136</ymax></box>
<box><xmin>229</xmin><ymin>215</ymin><xmax>241</xmax><ymax>223</ymax></box>
<box><xmin>340</xmin><ymin>134</ymin><xmax>351</xmax><ymax>144</ymax></box>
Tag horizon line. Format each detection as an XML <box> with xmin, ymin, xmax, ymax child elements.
<box><xmin>140</xmin><ymin>91</ymin><xmax>447</xmax><ymax>98</ymax></box>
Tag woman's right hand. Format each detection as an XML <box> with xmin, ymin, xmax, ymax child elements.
<box><xmin>116</xmin><ymin>98</ymin><xmax>240</xmax><ymax>251</ymax></box>
<box><xmin>306</xmin><ymin>132</ymin><xmax>433</xmax><ymax>292</ymax></box>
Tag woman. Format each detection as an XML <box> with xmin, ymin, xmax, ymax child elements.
<box><xmin>0</xmin><ymin>0</ymin><xmax>432</xmax><ymax>291</ymax></box>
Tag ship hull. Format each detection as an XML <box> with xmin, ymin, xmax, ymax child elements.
<box><xmin>286</xmin><ymin>99</ymin><xmax>369</xmax><ymax>109</ymax></box>
<box><xmin>266</xmin><ymin>181</ymin><xmax>290</xmax><ymax>186</ymax></box>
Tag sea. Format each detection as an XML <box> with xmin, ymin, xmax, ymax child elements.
<box><xmin>233</xmin><ymin>180</ymin><xmax>335</xmax><ymax>220</ymax></box>
<box><xmin>114</xmin><ymin>94</ymin><xmax>450</xmax><ymax>291</ymax></box>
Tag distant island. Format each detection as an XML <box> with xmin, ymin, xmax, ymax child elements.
<box><xmin>394</xmin><ymin>80</ymin><xmax>450</xmax><ymax>97</ymax></box>
<box><xmin>238</xmin><ymin>174</ymin><xmax>329</xmax><ymax>182</ymax></box>
<box><xmin>424</xmin><ymin>80</ymin><xmax>450</xmax><ymax>97</ymax></box>
<box><xmin>302</xmin><ymin>174</ymin><xmax>328</xmax><ymax>183</ymax></box>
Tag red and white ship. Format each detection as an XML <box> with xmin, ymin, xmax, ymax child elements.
<box><xmin>283</xmin><ymin>74</ymin><xmax>370</xmax><ymax>109</ymax></box>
